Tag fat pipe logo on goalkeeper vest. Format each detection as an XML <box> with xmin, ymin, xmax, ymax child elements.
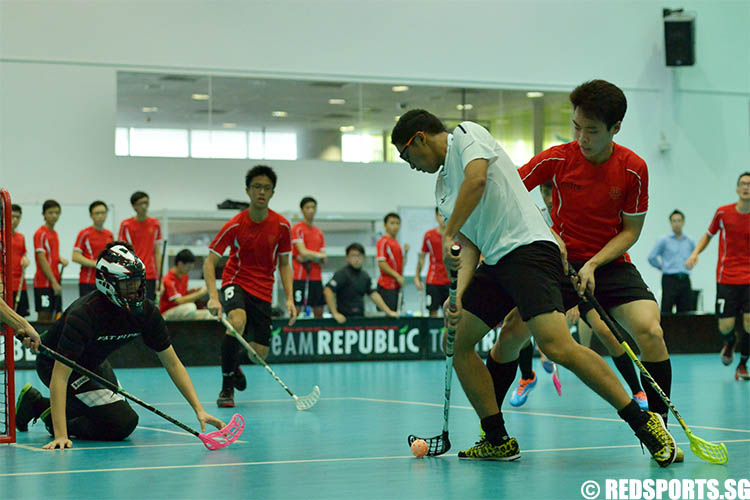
<box><xmin>270</xmin><ymin>325</ymin><xmax>420</xmax><ymax>357</ymax></box>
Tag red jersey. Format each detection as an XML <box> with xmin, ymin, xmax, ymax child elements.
<box><xmin>208</xmin><ymin>209</ymin><xmax>292</xmax><ymax>303</ymax></box>
<box><xmin>707</xmin><ymin>204</ymin><xmax>750</xmax><ymax>285</ymax></box>
<box><xmin>33</xmin><ymin>226</ymin><xmax>61</xmax><ymax>288</ymax></box>
<box><xmin>159</xmin><ymin>268</ymin><xmax>188</xmax><ymax>313</ymax></box>
<box><xmin>11</xmin><ymin>231</ymin><xmax>27</xmax><ymax>292</ymax></box>
<box><xmin>376</xmin><ymin>235</ymin><xmax>404</xmax><ymax>290</ymax></box>
<box><xmin>74</xmin><ymin>226</ymin><xmax>114</xmax><ymax>284</ymax></box>
<box><xmin>421</xmin><ymin>228</ymin><xmax>449</xmax><ymax>286</ymax></box>
<box><xmin>118</xmin><ymin>217</ymin><xmax>162</xmax><ymax>280</ymax></box>
<box><xmin>519</xmin><ymin>141</ymin><xmax>649</xmax><ymax>262</ymax></box>
<box><xmin>291</xmin><ymin>221</ymin><xmax>325</xmax><ymax>281</ymax></box>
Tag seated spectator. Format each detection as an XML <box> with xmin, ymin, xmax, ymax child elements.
<box><xmin>159</xmin><ymin>249</ymin><xmax>212</xmax><ymax>320</ymax></box>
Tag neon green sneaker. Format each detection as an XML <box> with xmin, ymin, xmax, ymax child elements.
<box><xmin>635</xmin><ymin>412</ymin><xmax>676</xmax><ymax>467</ymax></box>
<box><xmin>458</xmin><ymin>437</ymin><xmax>520</xmax><ymax>461</ymax></box>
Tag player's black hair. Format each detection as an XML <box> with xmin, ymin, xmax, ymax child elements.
<box><xmin>97</xmin><ymin>240</ymin><xmax>136</xmax><ymax>260</ymax></box>
<box><xmin>130</xmin><ymin>191</ymin><xmax>149</xmax><ymax>206</ymax></box>
<box><xmin>89</xmin><ymin>200</ymin><xmax>108</xmax><ymax>214</ymax></box>
<box><xmin>569</xmin><ymin>80</ymin><xmax>627</xmax><ymax>130</ymax></box>
<box><xmin>246</xmin><ymin>165</ymin><xmax>277</xmax><ymax>189</ymax></box>
<box><xmin>669</xmin><ymin>210</ymin><xmax>685</xmax><ymax>220</ymax></box>
<box><xmin>738</xmin><ymin>172</ymin><xmax>750</xmax><ymax>185</ymax></box>
<box><xmin>42</xmin><ymin>199</ymin><xmax>60</xmax><ymax>214</ymax></box>
<box><xmin>11</xmin><ymin>204</ymin><xmax>21</xmax><ymax>214</ymax></box>
<box><xmin>300</xmin><ymin>196</ymin><xmax>317</xmax><ymax>210</ymax></box>
<box><xmin>346</xmin><ymin>243</ymin><xmax>365</xmax><ymax>256</ymax></box>
<box><xmin>391</xmin><ymin>109</ymin><xmax>447</xmax><ymax>146</ymax></box>
<box><xmin>175</xmin><ymin>249</ymin><xmax>196</xmax><ymax>265</ymax></box>
<box><xmin>384</xmin><ymin>212</ymin><xmax>400</xmax><ymax>225</ymax></box>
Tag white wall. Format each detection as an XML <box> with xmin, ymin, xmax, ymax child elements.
<box><xmin>1</xmin><ymin>0</ymin><xmax>748</xmax><ymax>309</ymax></box>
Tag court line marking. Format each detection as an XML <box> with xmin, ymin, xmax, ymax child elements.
<box><xmin>3</xmin><ymin>439</ymin><xmax>750</xmax><ymax>477</ymax></box>
<box><xmin>10</xmin><ymin>441</ymin><xmax>206</xmax><ymax>452</ymax></box>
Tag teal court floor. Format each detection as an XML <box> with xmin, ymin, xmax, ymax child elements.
<box><xmin>1</xmin><ymin>354</ymin><xmax>749</xmax><ymax>500</ymax></box>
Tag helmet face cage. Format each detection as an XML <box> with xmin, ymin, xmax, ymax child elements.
<box><xmin>95</xmin><ymin>245</ymin><xmax>147</xmax><ymax>312</ymax></box>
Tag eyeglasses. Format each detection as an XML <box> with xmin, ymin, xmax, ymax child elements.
<box><xmin>399</xmin><ymin>131</ymin><xmax>424</xmax><ymax>164</ymax></box>
<box><xmin>250</xmin><ymin>184</ymin><xmax>274</xmax><ymax>193</ymax></box>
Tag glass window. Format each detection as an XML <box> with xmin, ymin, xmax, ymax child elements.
<box><xmin>128</xmin><ymin>128</ymin><xmax>188</xmax><ymax>158</ymax></box>
<box><xmin>191</xmin><ymin>130</ymin><xmax>248</xmax><ymax>159</ymax></box>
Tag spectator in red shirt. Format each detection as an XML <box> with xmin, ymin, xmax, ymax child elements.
<box><xmin>10</xmin><ymin>204</ymin><xmax>30</xmax><ymax>317</ymax></box>
<box><xmin>204</xmin><ymin>165</ymin><xmax>297</xmax><ymax>408</ymax></box>
<box><xmin>376</xmin><ymin>213</ymin><xmax>409</xmax><ymax>313</ymax></box>
<box><xmin>118</xmin><ymin>191</ymin><xmax>162</xmax><ymax>302</ymax></box>
<box><xmin>686</xmin><ymin>172</ymin><xmax>750</xmax><ymax>380</ymax></box>
<box><xmin>73</xmin><ymin>201</ymin><xmax>114</xmax><ymax>297</ymax></box>
<box><xmin>160</xmin><ymin>249</ymin><xmax>211</xmax><ymax>320</ymax></box>
<box><xmin>34</xmin><ymin>200</ymin><xmax>69</xmax><ymax>322</ymax></box>
<box><xmin>414</xmin><ymin>207</ymin><xmax>449</xmax><ymax>317</ymax></box>
<box><xmin>509</xmin><ymin>80</ymin><xmax>674</xmax><ymax>433</ymax></box>
<box><xmin>291</xmin><ymin>196</ymin><xmax>327</xmax><ymax>318</ymax></box>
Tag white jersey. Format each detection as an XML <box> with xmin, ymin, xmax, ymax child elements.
<box><xmin>436</xmin><ymin>122</ymin><xmax>557</xmax><ymax>265</ymax></box>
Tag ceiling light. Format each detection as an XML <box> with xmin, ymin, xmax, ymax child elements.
<box><xmin>222</xmin><ymin>122</ymin><xmax>237</xmax><ymax>128</ymax></box>
<box><xmin>526</xmin><ymin>91</ymin><xmax>544</xmax><ymax>98</ymax></box>
<box><xmin>391</xmin><ymin>85</ymin><xmax>409</xmax><ymax>92</ymax></box>
<box><xmin>328</xmin><ymin>98</ymin><xmax>346</xmax><ymax>105</ymax></box>
<box><xmin>192</xmin><ymin>93</ymin><xmax>210</xmax><ymax>101</ymax></box>
<box><xmin>456</xmin><ymin>104</ymin><xmax>473</xmax><ymax>111</ymax></box>
<box><xmin>271</xmin><ymin>111</ymin><xmax>288</xmax><ymax>117</ymax></box>
<box><xmin>141</xmin><ymin>106</ymin><xmax>158</xmax><ymax>112</ymax></box>
<box><xmin>339</xmin><ymin>125</ymin><xmax>355</xmax><ymax>132</ymax></box>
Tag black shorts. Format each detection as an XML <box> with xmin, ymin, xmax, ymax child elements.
<box><xmin>462</xmin><ymin>241</ymin><xmax>566</xmax><ymax>325</ymax></box>
<box><xmin>561</xmin><ymin>260</ymin><xmax>657</xmax><ymax>318</ymax></box>
<box><xmin>376</xmin><ymin>286</ymin><xmax>400</xmax><ymax>312</ymax></box>
<box><xmin>34</xmin><ymin>287</ymin><xmax>62</xmax><ymax>314</ymax></box>
<box><xmin>220</xmin><ymin>284</ymin><xmax>272</xmax><ymax>346</ymax></box>
<box><xmin>79</xmin><ymin>283</ymin><xmax>97</xmax><ymax>297</ymax></box>
<box><xmin>293</xmin><ymin>280</ymin><xmax>325</xmax><ymax>307</ymax></box>
<box><xmin>426</xmin><ymin>284</ymin><xmax>449</xmax><ymax>312</ymax></box>
<box><xmin>12</xmin><ymin>289</ymin><xmax>30</xmax><ymax>317</ymax></box>
<box><xmin>716</xmin><ymin>283</ymin><xmax>750</xmax><ymax>318</ymax></box>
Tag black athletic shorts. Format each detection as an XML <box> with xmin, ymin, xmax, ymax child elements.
<box><xmin>34</xmin><ymin>287</ymin><xmax>62</xmax><ymax>314</ymax></box>
<box><xmin>293</xmin><ymin>280</ymin><xmax>324</xmax><ymax>307</ymax></box>
<box><xmin>12</xmin><ymin>289</ymin><xmax>30</xmax><ymax>317</ymax></box>
<box><xmin>716</xmin><ymin>283</ymin><xmax>750</xmax><ymax>318</ymax></box>
<box><xmin>79</xmin><ymin>283</ymin><xmax>97</xmax><ymax>297</ymax></box>
<box><xmin>562</xmin><ymin>260</ymin><xmax>657</xmax><ymax>319</ymax></box>
<box><xmin>220</xmin><ymin>284</ymin><xmax>272</xmax><ymax>346</ymax></box>
<box><xmin>462</xmin><ymin>241</ymin><xmax>566</xmax><ymax>325</ymax></box>
<box><xmin>376</xmin><ymin>286</ymin><xmax>400</xmax><ymax>312</ymax></box>
<box><xmin>426</xmin><ymin>284</ymin><xmax>449</xmax><ymax>312</ymax></box>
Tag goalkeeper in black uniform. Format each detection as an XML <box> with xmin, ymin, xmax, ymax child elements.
<box><xmin>15</xmin><ymin>241</ymin><xmax>223</xmax><ymax>450</ymax></box>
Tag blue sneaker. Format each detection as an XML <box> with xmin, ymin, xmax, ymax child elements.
<box><xmin>633</xmin><ymin>391</ymin><xmax>649</xmax><ymax>411</ymax></box>
<box><xmin>509</xmin><ymin>371</ymin><xmax>537</xmax><ymax>407</ymax></box>
<box><xmin>540</xmin><ymin>351</ymin><xmax>555</xmax><ymax>374</ymax></box>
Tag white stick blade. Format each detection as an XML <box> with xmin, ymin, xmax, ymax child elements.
<box><xmin>294</xmin><ymin>385</ymin><xmax>321</xmax><ymax>411</ymax></box>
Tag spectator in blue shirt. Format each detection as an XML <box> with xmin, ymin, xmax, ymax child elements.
<box><xmin>648</xmin><ymin>210</ymin><xmax>696</xmax><ymax>313</ymax></box>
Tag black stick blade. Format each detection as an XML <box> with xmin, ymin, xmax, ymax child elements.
<box><xmin>407</xmin><ymin>432</ymin><xmax>451</xmax><ymax>456</ymax></box>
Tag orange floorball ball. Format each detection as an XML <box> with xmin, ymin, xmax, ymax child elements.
<box><xmin>411</xmin><ymin>439</ymin><xmax>428</xmax><ymax>458</ymax></box>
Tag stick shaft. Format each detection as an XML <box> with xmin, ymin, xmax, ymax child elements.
<box><xmin>220</xmin><ymin>315</ymin><xmax>296</xmax><ymax>398</ymax></box>
<box><xmin>441</xmin><ymin>244</ymin><xmax>461</xmax><ymax>431</ymax></box>
<box><xmin>38</xmin><ymin>344</ymin><xmax>199</xmax><ymax>436</ymax></box>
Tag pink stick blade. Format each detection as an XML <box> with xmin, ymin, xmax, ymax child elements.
<box><xmin>199</xmin><ymin>413</ymin><xmax>245</xmax><ymax>451</ymax></box>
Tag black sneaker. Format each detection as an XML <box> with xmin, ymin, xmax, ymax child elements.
<box><xmin>217</xmin><ymin>388</ymin><xmax>235</xmax><ymax>408</ymax></box>
<box><xmin>720</xmin><ymin>342</ymin><xmax>735</xmax><ymax>366</ymax></box>
<box><xmin>15</xmin><ymin>383</ymin><xmax>43</xmax><ymax>432</ymax></box>
<box><xmin>233</xmin><ymin>366</ymin><xmax>247</xmax><ymax>392</ymax></box>
<box><xmin>635</xmin><ymin>412</ymin><xmax>677</xmax><ymax>467</ymax></box>
<box><xmin>39</xmin><ymin>408</ymin><xmax>54</xmax><ymax>436</ymax></box>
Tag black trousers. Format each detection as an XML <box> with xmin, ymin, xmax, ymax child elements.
<box><xmin>661</xmin><ymin>274</ymin><xmax>693</xmax><ymax>314</ymax></box>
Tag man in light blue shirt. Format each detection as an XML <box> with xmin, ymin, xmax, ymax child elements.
<box><xmin>648</xmin><ymin>210</ymin><xmax>696</xmax><ymax>313</ymax></box>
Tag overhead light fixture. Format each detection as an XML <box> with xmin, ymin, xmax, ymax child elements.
<box><xmin>339</xmin><ymin>125</ymin><xmax>355</xmax><ymax>132</ymax></box>
<box><xmin>141</xmin><ymin>106</ymin><xmax>158</xmax><ymax>112</ymax></box>
<box><xmin>222</xmin><ymin>122</ymin><xmax>237</xmax><ymax>128</ymax></box>
<box><xmin>526</xmin><ymin>91</ymin><xmax>544</xmax><ymax>98</ymax></box>
<box><xmin>192</xmin><ymin>93</ymin><xmax>210</xmax><ymax>101</ymax></box>
<box><xmin>456</xmin><ymin>104</ymin><xmax>473</xmax><ymax>111</ymax></box>
<box><xmin>391</xmin><ymin>85</ymin><xmax>409</xmax><ymax>92</ymax></box>
<box><xmin>328</xmin><ymin>98</ymin><xmax>346</xmax><ymax>105</ymax></box>
<box><xmin>271</xmin><ymin>111</ymin><xmax>288</xmax><ymax>117</ymax></box>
